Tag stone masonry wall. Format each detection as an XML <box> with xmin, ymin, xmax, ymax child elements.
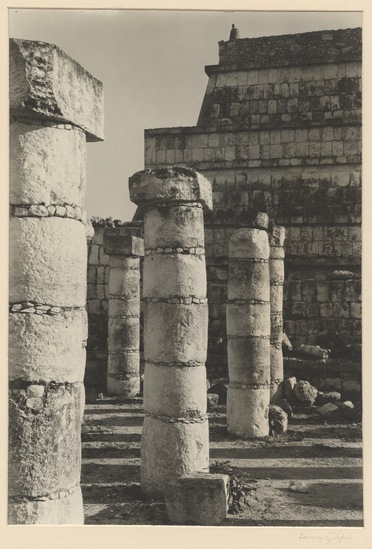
<box><xmin>144</xmin><ymin>28</ymin><xmax>362</xmax><ymax>376</ymax></box>
<box><xmin>86</xmin><ymin>225</ymin><xmax>109</xmax><ymax>391</ymax></box>
<box><xmin>85</xmin><ymin>221</ymin><xmax>143</xmax><ymax>391</ymax></box>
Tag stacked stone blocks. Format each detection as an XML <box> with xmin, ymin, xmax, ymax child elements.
<box><xmin>283</xmin><ymin>272</ymin><xmax>361</xmax><ymax>345</ymax></box>
<box><xmin>103</xmin><ymin>229</ymin><xmax>144</xmax><ymax>396</ymax></box>
<box><xmin>144</xmin><ymin>28</ymin><xmax>361</xmax><ymax>370</ymax></box>
<box><xmin>129</xmin><ymin>167</ymin><xmax>212</xmax><ymax>498</ymax></box>
<box><xmin>269</xmin><ymin>224</ymin><xmax>286</xmax><ymax>402</ymax></box>
<box><xmin>226</xmin><ymin>226</ymin><xmax>271</xmax><ymax>438</ymax></box>
<box><xmin>9</xmin><ymin>39</ymin><xmax>103</xmax><ymax>524</ymax></box>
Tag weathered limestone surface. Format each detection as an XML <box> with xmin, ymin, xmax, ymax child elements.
<box><xmin>144</xmin><ymin>301</ymin><xmax>208</xmax><ymax>364</ymax></box>
<box><xmin>9</xmin><ymin>217</ymin><xmax>87</xmax><ymax>307</ymax></box>
<box><xmin>9</xmin><ymin>309</ymin><xmax>87</xmax><ymax>383</ymax></box>
<box><xmin>227</xmin><ymin>228</ymin><xmax>271</xmax><ymax>438</ymax></box>
<box><xmin>9</xmin><ymin>385</ymin><xmax>81</xmax><ymax>498</ymax></box>
<box><xmin>165</xmin><ymin>473</ymin><xmax>229</xmax><ymax>525</ymax></box>
<box><xmin>141</xmin><ymin>417</ymin><xmax>209</xmax><ymax>495</ymax></box>
<box><xmin>129</xmin><ymin>167</ymin><xmax>211</xmax><ymax>498</ymax></box>
<box><xmin>104</xmin><ymin>231</ymin><xmax>144</xmax><ymax>397</ymax></box>
<box><xmin>8</xmin><ymin>39</ymin><xmax>103</xmax><ymax>524</ymax></box>
<box><xmin>269</xmin><ymin>225</ymin><xmax>286</xmax><ymax>403</ymax></box>
<box><xmin>130</xmin><ymin>167</ymin><xmax>212</xmax><ymax>210</ymax></box>
<box><xmin>143</xmin><ymin>363</ymin><xmax>207</xmax><ymax>417</ymax></box>
<box><xmin>10</xmin><ymin>39</ymin><xmax>104</xmax><ymax>141</ymax></box>
<box><xmin>10</xmin><ymin>122</ymin><xmax>86</xmax><ymax>206</ymax></box>
<box><xmin>143</xmin><ymin>254</ymin><xmax>206</xmax><ymax>298</ymax></box>
<box><xmin>144</xmin><ymin>204</ymin><xmax>204</xmax><ymax>249</ymax></box>
<box><xmin>8</xmin><ymin>489</ymin><xmax>84</xmax><ymax>525</ymax></box>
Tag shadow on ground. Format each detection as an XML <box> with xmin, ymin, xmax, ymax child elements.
<box><xmin>81</xmin><ymin>398</ymin><xmax>363</xmax><ymax>526</ymax></box>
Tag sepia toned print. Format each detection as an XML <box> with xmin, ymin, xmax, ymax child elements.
<box><xmin>8</xmin><ymin>10</ymin><xmax>362</xmax><ymax>527</ymax></box>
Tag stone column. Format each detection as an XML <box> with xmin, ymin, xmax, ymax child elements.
<box><xmin>8</xmin><ymin>39</ymin><xmax>103</xmax><ymax>524</ymax></box>
<box><xmin>129</xmin><ymin>167</ymin><xmax>212</xmax><ymax>498</ymax></box>
<box><xmin>269</xmin><ymin>224</ymin><xmax>286</xmax><ymax>403</ymax></box>
<box><xmin>226</xmin><ymin>228</ymin><xmax>271</xmax><ymax>438</ymax></box>
<box><xmin>103</xmin><ymin>228</ymin><xmax>144</xmax><ymax>397</ymax></box>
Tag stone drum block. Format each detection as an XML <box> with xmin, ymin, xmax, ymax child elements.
<box><xmin>165</xmin><ymin>473</ymin><xmax>230</xmax><ymax>525</ymax></box>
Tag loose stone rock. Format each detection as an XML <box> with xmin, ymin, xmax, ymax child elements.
<box><xmin>316</xmin><ymin>391</ymin><xmax>341</xmax><ymax>405</ymax></box>
<box><xmin>289</xmin><ymin>481</ymin><xmax>309</xmax><ymax>493</ymax></box>
<box><xmin>294</xmin><ymin>380</ymin><xmax>318</xmax><ymax>407</ymax></box>
<box><xmin>207</xmin><ymin>393</ymin><xmax>219</xmax><ymax>410</ymax></box>
<box><xmin>208</xmin><ymin>383</ymin><xmax>228</xmax><ymax>405</ymax></box>
<box><xmin>316</xmin><ymin>402</ymin><xmax>339</xmax><ymax>416</ymax></box>
<box><xmin>275</xmin><ymin>398</ymin><xmax>293</xmax><ymax>418</ymax></box>
<box><xmin>338</xmin><ymin>400</ymin><xmax>356</xmax><ymax>419</ymax></box>
<box><xmin>284</xmin><ymin>376</ymin><xmax>297</xmax><ymax>403</ymax></box>
<box><xmin>269</xmin><ymin>405</ymin><xmax>288</xmax><ymax>435</ymax></box>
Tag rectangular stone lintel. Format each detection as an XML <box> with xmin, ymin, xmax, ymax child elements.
<box><xmin>10</xmin><ymin>39</ymin><xmax>104</xmax><ymax>141</ymax></box>
<box><xmin>103</xmin><ymin>232</ymin><xmax>144</xmax><ymax>257</ymax></box>
<box><xmin>104</xmin><ymin>225</ymin><xmax>143</xmax><ymax>238</ymax></box>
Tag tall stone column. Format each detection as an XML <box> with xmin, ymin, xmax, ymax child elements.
<box><xmin>8</xmin><ymin>39</ymin><xmax>103</xmax><ymax>524</ymax></box>
<box><xmin>129</xmin><ymin>167</ymin><xmax>212</xmax><ymax>498</ymax></box>
<box><xmin>103</xmin><ymin>228</ymin><xmax>144</xmax><ymax>397</ymax></box>
<box><xmin>269</xmin><ymin>225</ymin><xmax>286</xmax><ymax>403</ymax></box>
<box><xmin>226</xmin><ymin>228</ymin><xmax>271</xmax><ymax>438</ymax></box>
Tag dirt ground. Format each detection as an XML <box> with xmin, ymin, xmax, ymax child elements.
<box><xmin>81</xmin><ymin>397</ymin><xmax>362</xmax><ymax>527</ymax></box>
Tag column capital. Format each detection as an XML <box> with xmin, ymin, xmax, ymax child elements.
<box><xmin>129</xmin><ymin>167</ymin><xmax>213</xmax><ymax>212</ymax></box>
<box><xmin>10</xmin><ymin>39</ymin><xmax>104</xmax><ymax>141</ymax></box>
<box><xmin>103</xmin><ymin>231</ymin><xmax>144</xmax><ymax>257</ymax></box>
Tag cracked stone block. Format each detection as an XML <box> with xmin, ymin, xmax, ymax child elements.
<box><xmin>10</xmin><ymin>39</ymin><xmax>104</xmax><ymax>141</ymax></box>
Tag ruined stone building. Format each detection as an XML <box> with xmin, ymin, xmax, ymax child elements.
<box><xmin>86</xmin><ymin>27</ymin><xmax>361</xmax><ymax>393</ymax></box>
<box><xmin>8</xmin><ymin>26</ymin><xmax>362</xmax><ymax>525</ymax></box>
